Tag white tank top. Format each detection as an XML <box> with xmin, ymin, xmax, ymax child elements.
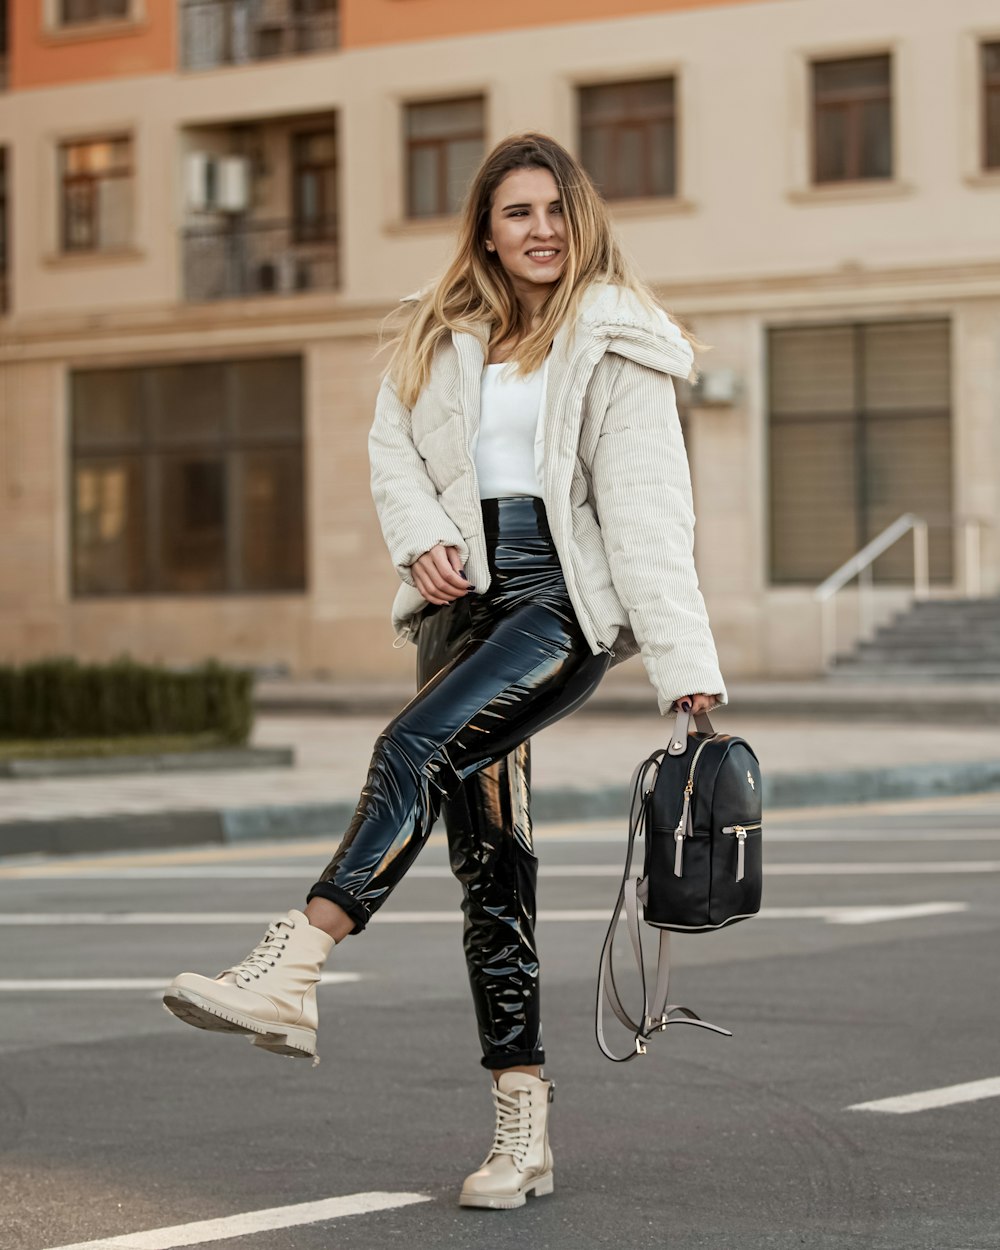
<box><xmin>474</xmin><ymin>357</ymin><xmax>549</xmax><ymax>499</ymax></box>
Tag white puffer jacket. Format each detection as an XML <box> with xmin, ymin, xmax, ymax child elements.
<box><xmin>369</xmin><ymin>281</ymin><xmax>727</xmax><ymax>713</ymax></box>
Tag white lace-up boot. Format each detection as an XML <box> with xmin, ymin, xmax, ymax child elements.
<box><xmin>162</xmin><ymin>909</ymin><xmax>334</xmax><ymax>1063</ymax></box>
<box><xmin>459</xmin><ymin>1071</ymin><xmax>555</xmax><ymax>1209</ymax></box>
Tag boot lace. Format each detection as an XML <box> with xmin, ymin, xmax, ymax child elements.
<box><xmin>487</xmin><ymin>1085</ymin><xmax>531</xmax><ymax>1169</ymax></box>
<box><xmin>224</xmin><ymin>917</ymin><xmax>293</xmax><ymax>984</ymax></box>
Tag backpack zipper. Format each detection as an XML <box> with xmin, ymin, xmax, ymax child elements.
<box><xmin>721</xmin><ymin>822</ymin><xmax>762</xmax><ymax>882</ymax></box>
<box><xmin>672</xmin><ymin>737</ymin><xmax>714</xmax><ymax>877</ymax></box>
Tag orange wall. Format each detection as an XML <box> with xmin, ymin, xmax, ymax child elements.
<box><xmin>344</xmin><ymin>0</ymin><xmax>773</xmax><ymax>48</ymax></box>
<box><xmin>11</xmin><ymin>0</ymin><xmax>175</xmax><ymax>90</ymax></box>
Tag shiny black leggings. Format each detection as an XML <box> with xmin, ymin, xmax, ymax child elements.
<box><xmin>306</xmin><ymin>496</ymin><xmax>611</xmax><ymax>1070</ymax></box>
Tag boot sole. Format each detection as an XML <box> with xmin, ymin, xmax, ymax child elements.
<box><xmin>162</xmin><ymin>987</ymin><xmax>317</xmax><ymax>1060</ymax></box>
<box><xmin>459</xmin><ymin>1172</ymin><xmax>554</xmax><ymax>1209</ymax></box>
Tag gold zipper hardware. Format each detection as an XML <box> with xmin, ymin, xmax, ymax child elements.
<box><xmin>672</xmin><ymin>738</ymin><xmax>714</xmax><ymax>878</ymax></box>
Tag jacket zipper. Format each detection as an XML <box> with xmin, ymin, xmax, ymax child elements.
<box><xmin>546</xmin><ymin>338</ymin><xmax>619</xmax><ymax>659</ymax></box>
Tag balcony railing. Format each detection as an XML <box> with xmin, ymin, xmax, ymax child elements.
<box><xmin>182</xmin><ymin>217</ymin><xmax>338</xmax><ymax>302</ymax></box>
<box><xmin>181</xmin><ymin>0</ymin><xmax>338</xmax><ymax>70</ymax></box>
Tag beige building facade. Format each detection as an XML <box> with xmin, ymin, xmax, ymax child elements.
<box><xmin>1</xmin><ymin>0</ymin><xmax>999</xmax><ymax>688</ymax></box>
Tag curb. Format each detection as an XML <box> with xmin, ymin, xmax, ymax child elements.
<box><xmin>3</xmin><ymin>757</ymin><xmax>1000</xmax><ymax>860</ymax></box>
<box><xmin>253</xmin><ymin>681</ymin><xmax>1000</xmax><ymax>723</ymax></box>
<box><xmin>0</xmin><ymin>746</ymin><xmax>294</xmax><ymax>780</ymax></box>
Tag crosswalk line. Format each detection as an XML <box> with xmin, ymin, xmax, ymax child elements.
<box><xmin>40</xmin><ymin>1191</ymin><xmax>432</xmax><ymax>1250</ymax></box>
<box><xmin>0</xmin><ymin>903</ymin><xmax>969</xmax><ymax>926</ymax></box>
<box><xmin>0</xmin><ymin>861</ymin><xmax>996</xmax><ymax>879</ymax></box>
<box><xmin>848</xmin><ymin>1076</ymin><xmax>1000</xmax><ymax>1114</ymax></box>
<box><xmin>0</xmin><ymin>972</ymin><xmax>360</xmax><ymax>992</ymax></box>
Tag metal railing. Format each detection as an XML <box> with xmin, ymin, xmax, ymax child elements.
<box><xmin>814</xmin><ymin>513</ymin><xmax>992</xmax><ymax>668</ymax></box>
<box><xmin>180</xmin><ymin>0</ymin><xmax>338</xmax><ymax>71</ymax></box>
<box><xmin>182</xmin><ymin>217</ymin><xmax>338</xmax><ymax>302</ymax></box>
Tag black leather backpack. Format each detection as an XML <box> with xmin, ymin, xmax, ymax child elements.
<box><xmin>596</xmin><ymin>707</ymin><xmax>763</xmax><ymax>1062</ymax></box>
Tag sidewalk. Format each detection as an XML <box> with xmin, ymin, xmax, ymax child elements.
<box><xmin>3</xmin><ymin>687</ymin><xmax>1000</xmax><ymax>858</ymax></box>
<box><xmin>254</xmin><ymin>673</ymin><xmax>1000</xmax><ymax>721</ymax></box>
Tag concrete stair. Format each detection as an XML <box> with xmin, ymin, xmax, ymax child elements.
<box><xmin>831</xmin><ymin>597</ymin><xmax>1000</xmax><ymax>681</ymax></box>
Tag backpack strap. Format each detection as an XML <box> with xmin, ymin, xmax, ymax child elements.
<box><xmin>595</xmin><ymin>756</ymin><xmax>655</xmax><ymax>1061</ymax></box>
<box><xmin>595</xmin><ymin>750</ymin><xmax>733</xmax><ymax>1062</ymax></box>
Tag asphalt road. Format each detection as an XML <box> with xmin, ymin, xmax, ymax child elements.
<box><xmin>2</xmin><ymin>793</ymin><xmax>999</xmax><ymax>1250</ymax></box>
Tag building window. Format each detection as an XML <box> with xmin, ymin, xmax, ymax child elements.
<box><xmin>768</xmin><ymin>321</ymin><xmax>952</xmax><ymax>585</ymax></box>
<box><xmin>578</xmin><ymin>78</ymin><xmax>677</xmax><ymax>200</ymax></box>
<box><xmin>812</xmin><ymin>54</ymin><xmax>892</xmax><ymax>183</ymax></box>
<box><xmin>0</xmin><ymin>150</ymin><xmax>7</xmax><ymax>313</ymax></box>
<box><xmin>984</xmin><ymin>42</ymin><xmax>1000</xmax><ymax>170</ymax></box>
<box><xmin>58</xmin><ymin>0</ymin><xmax>130</xmax><ymax>25</ymax></box>
<box><xmin>71</xmin><ymin>356</ymin><xmax>307</xmax><ymax>596</ymax></box>
<box><xmin>60</xmin><ymin>136</ymin><xmax>134</xmax><ymax>253</ymax></box>
<box><xmin>181</xmin><ymin>0</ymin><xmax>339</xmax><ymax>70</ymax></box>
<box><xmin>0</xmin><ymin>2</ymin><xmax>8</xmax><ymax>92</ymax></box>
<box><xmin>292</xmin><ymin>128</ymin><xmax>337</xmax><ymax>242</ymax></box>
<box><xmin>405</xmin><ymin>96</ymin><xmax>485</xmax><ymax>218</ymax></box>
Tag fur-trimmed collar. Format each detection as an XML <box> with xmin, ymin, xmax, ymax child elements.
<box><xmin>573</xmin><ymin>282</ymin><xmax>694</xmax><ymax>379</ymax></box>
<box><xmin>400</xmin><ymin>279</ymin><xmax>695</xmax><ymax>379</ymax></box>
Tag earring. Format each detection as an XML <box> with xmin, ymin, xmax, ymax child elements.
<box><xmin>485</xmin><ymin>242</ymin><xmax>495</xmax><ymax>252</ymax></box>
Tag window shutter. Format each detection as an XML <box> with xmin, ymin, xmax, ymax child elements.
<box><xmin>769</xmin><ymin>321</ymin><xmax>952</xmax><ymax>585</ymax></box>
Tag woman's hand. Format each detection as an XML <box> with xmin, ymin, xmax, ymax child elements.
<box><xmin>672</xmin><ymin>693</ymin><xmax>717</xmax><ymax>715</ymax></box>
<box><xmin>410</xmin><ymin>544</ymin><xmax>474</xmax><ymax>605</ymax></box>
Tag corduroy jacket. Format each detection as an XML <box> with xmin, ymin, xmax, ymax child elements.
<box><xmin>369</xmin><ymin>281</ymin><xmax>727</xmax><ymax>714</ymax></box>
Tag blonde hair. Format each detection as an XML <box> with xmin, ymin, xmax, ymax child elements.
<box><xmin>382</xmin><ymin>132</ymin><xmax>692</xmax><ymax>408</ymax></box>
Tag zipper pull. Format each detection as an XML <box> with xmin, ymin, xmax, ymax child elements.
<box><xmin>734</xmin><ymin>826</ymin><xmax>746</xmax><ymax>882</ymax></box>
<box><xmin>673</xmin><ymin>825</ymin><xmax>685</xmax><ymax>876</ymax></box>
<box><xmin>673</xmin><ymin>787</ymin><xmax>693</xmax><ymax>876</ymax></box>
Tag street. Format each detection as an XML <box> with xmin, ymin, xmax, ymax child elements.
<box><xmin>2</xmin><ymin>793</ymin><xmax>999</xmax><ymax>1250</ymax></box>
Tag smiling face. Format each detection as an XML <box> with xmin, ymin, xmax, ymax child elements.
<box><xmin>484</xmin><ymin>166</ymin><xmax>568</xmax><ymax>313</ymax></box>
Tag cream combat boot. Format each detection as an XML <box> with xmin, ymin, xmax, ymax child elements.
<box><xmin>162</xmin><ymin>909</ymin><xmax>334</xmax><ymax>1063</ymax></box>
<box><xmin>459</xmin><ymin>1071</ymin><xmax>555</xmax><ymax>1209</ymax></box>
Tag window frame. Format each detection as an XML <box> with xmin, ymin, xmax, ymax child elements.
<box><xmin>69</xmin><ymin>356</ymin><xmax>308</xmax><ymax>598</ymax></box>
<box><xmin>291</xmin><ymin>125</ymin><xmax>339</xmax><ymax>244</ymax></box>
<box><xmin>44</xmin><ymin>0</ymin><xmax>142</xmax><ymax>33</ymax></box>
<box><xmin>59</xmin><ymin>133</ymin><xmax>135</xmax><ymax>254</ymax></box>
<box><xmin>403</xmin><ymin>94</ymin><xmax>485</xmax><ymax>220</ymax></box>
<box><xmin>810</xmin><ymin>52</ymin><xmax>893</xmax><ymax>185</ymax></box>
<box><xmin>982</xmin><ymin>39</ymin><xmax>1000</xmax><ymax>171</ymax></box>
<box><xmin>0</xmin><ymin>149</ymin><xmax>7</xmax><ymax>314</ymax></box>
<box><xmin>576</xmin><ymin>75</ymin><xmax>678</xmax><ymax>202</ymax></box>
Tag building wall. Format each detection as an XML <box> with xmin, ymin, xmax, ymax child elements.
<box><xmin>341</xmin><ymin>0</ymin><xmax>777</xmax><ymax>49</ymax></box>
<box><xmin>10</xmin><ymin>1</ymin><xmax>176</xmax><ymax>90</ymax></box>
<box><xmin>2</xmin><ymin>0</ymin><xmax>1000</xmax><ymax>683</ymax></box>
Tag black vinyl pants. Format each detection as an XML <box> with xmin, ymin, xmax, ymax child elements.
<box><xmin>306</xmin><ymin>496</ymin><xmax>611</xmax><ymax>1070</ymax></box>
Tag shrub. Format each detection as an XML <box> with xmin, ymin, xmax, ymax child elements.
<box><xmin>0</xmin><ymin>657</ymin><xmax>253</xmax><ymax>745</ymax></box>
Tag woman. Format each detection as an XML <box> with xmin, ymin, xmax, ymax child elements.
<box><xmin>163</xmin><ymin>132</ymin><xmax>726</xmax><ymax>1210</ymax></box>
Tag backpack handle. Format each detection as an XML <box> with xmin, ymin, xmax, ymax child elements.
<box><xmin>667</xmin><ymin>706</ymin><xmax>716</xmax><ymax>756</ymax></box>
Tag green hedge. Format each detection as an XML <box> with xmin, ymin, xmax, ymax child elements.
<box><xmin>0</xmin><ymin>657</ymin><xmax>254</xmax><ymax>745</ymax></box>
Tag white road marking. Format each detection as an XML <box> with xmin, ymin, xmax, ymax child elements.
<box><xmin>0</xmin><ymin>972</ymin><xmax>360</xmax><ymax>992</ymax></box>
<box><xmin>40</xmin><ymin>1190</ymin><xmax>431</xmax><ymax>1250</ymax></box>
<box><xmin>0</xmin><ymin>903</ymin><xmax>968</xmax><ymax>926</ymax></box>
<box><xmin>763</xmin><ymin>861</ymin><xmax>1000</xmax><ymax>876</ymax></box>
<box><xmin>754</xmin><ymin>903</ymin><xmax>968</xmax><ymax>925</ymax></box>
<box><xmin>0</xmin><ymin>860</ymin><xmax>996</xmax><ymax>879</ymax></box>
<box><xmin>848</xmin><ymin>1076</ymin><xmax>1000</xmax><ymax>1114</ymax></box>
<box><xmin>3</xmin><ymin>809</ymin><xmax>1000</xmax><ymax>877</ymax></box>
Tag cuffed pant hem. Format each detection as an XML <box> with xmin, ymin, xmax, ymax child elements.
<box><xmin>305</xmin><ymin>881</ymin><xmax>369</xmax><ymax>935</ymax></box>
<box><xmin>481</xmin><ymin>1049</ymin><xmax>546</xmax><ymax>1072</ymax></box>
